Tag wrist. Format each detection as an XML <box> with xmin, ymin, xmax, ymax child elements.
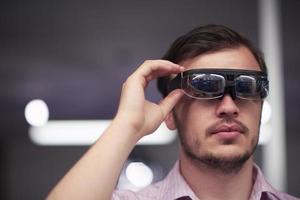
<box><xmin>109</xmin><ymin>115</ymin><xmax>145</xmax><ymax>143</ymax></box>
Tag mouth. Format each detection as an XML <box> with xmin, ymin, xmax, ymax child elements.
<box><xmin>210</xmin><ymin>124</ymin><xmax>245</xmax><ymax>140</ymax></box>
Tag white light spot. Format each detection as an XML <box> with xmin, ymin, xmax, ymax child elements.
<box><xmin>261</xmin><ymin>100</ymin><xmax>272</xmax><ymax>124</ymax></box>
<box><xmin>29</xmin><ymin>121</ymin><xmax>176</xmax><ymax>146</ymax></box>
<box><xmin>25</xmin><ymin>99</ymin><xmax>49</xmax><ymax>127</ymax></box>
<box><xmin>125</xmin><ymin>162</ymin><xmax>153</xmax><ymax>188</ymax></box>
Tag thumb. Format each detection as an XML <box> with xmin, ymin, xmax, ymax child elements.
<box><xmin>159</xmin><ymin>89</ymin><xmax>184</xmax><ymax>118</ymax></box>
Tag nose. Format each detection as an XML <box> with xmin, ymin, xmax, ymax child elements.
<box><xmin>216</xmin><ymin>94</ymin><xmax>240</xmax><ymax>118</ymax></box>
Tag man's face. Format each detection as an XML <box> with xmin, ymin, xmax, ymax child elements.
<box><xmin>166</xmin><ymin>46</ymin><xmax>263</xmax><ymax>172</ymax></box>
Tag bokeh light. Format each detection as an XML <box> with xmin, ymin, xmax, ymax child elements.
<box><xmin>25</xmin><ymin>99</ymin><xmax>49</xmax><ymax>127</ymax></box>
<box><xmin>125</xmin><ymin>162</ymin><xmax>154</xmax><ymax>188</ymax></box>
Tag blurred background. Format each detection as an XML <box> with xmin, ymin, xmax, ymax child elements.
<box><xmin>1</xmin><ymin>0</ymin><xmax>299</xmax><ymax>199</ymax></box>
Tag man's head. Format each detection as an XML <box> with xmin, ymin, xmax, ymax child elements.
<box><xmin>157</xmin><ymin>24</ymin><xmax>267</xmax><ymax>97</ymax></box>
<box><xmin>157</xmin><ymin>24</ymin><xmax>267</xmax><ymax>174</ymax></box>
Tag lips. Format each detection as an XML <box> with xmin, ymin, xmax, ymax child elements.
<box><xmin>211</xmin><ymin>124</ymin><xmax>245</xmax><ymax>135</ymax></box>
<box><xmin>210</xmin><ymin>124</ymin><xmax>245</xmax><ymax>140</ymax></box>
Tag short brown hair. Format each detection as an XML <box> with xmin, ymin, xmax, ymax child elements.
<box><xmin>157</xmin><ymin>24</ymin><xmax>267</xmax><ymax>97</ymax></box>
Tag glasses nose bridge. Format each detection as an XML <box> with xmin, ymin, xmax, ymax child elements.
<box><xmin>216</xmin><ymin>93</ymin><xmax>240</xmax><ymax>118</ymax></box>
<box><xmin>223</xmin><ymin>77</ymin><xmax>236</xmax><ymax>99</ymax></box>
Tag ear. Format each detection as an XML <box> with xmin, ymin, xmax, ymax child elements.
<box><xmin>164</xmin><ymin>111</ymin><xmax>177</xmax><ymax>130</ymax></box>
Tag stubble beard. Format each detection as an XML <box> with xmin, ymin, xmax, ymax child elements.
<box><xmin>180</xmin><ymin>138</ymin><xmax>256</xmax><ymax>174</ymax></box>
<box><xmin>176</xmin><ymin>120</ymin><xmax>259</xmax><ymax>175</ymax></box>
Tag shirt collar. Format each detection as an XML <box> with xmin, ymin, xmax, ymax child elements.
<box><xmin>160</xmin><ymin>161</ymin><xmax>284</xmax><ymax>200</ymax></box>
<box><xmin>250</xmin><ymin>164</ymin><xmax>285</xmax><ymax>200</ymax></box>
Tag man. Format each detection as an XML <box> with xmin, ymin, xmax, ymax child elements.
<box><xmin>47</xmin><ymin>25</ymin><xmax>298</xmax><ymax>200</ymax></box>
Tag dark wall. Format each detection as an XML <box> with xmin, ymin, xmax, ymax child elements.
<box><xmin>282</xmin><ymin>0</ymin><xmax>300</xmax><ymax>195</ymax></box>
<box><xmin>0</xmin><ymin>0</ymin><xmax>299</xmax><ymax>199</ymax></box>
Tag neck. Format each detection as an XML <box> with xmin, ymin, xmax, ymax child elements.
<box><xmin>179</xmin><ymin>152</ymin><xmax>254</xmax><ymax>200</ymax></box>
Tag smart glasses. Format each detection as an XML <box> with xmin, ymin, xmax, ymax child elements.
<box><xmin>168</xmin><ymin>69</ymin><xmax>269</xmax><ymax>100</ymax></box>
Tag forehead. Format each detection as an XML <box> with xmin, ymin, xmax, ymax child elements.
<box><xmin>179</xmin><ymin>46</ymin><xmax>261</xmax><ymax>71</ymax></box>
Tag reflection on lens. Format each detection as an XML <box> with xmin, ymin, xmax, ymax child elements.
<box><xmin>235</xmin><ymin>76</ymin><xmax>258</xmax><ymax>99</ymax></box>
<box><xmin>176</xmin><ymin>70</ymin><xmax>269</xmax><ymax>100</ymax></box>
<box><xmin>182</xmin><ymin>74</ymin><xmax>225</xmax><ymax>99</ymax></box>
<box><xmin>191</xmin><ymin>75</ymin><xmax>221</xmax><ymax>92</ymax></box>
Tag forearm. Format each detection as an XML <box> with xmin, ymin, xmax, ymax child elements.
<box><xmin>46</xmin><ymin>60</ymin><xmax>184</xmax><ymax>200</ymax></box>
<box><xmin>46</xmin><ymin>119</ymin><xmax>141</xmax><ymax>200</ymax></box>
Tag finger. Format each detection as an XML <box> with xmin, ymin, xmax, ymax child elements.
<box><xmin>124</xmin><ymin>60</ymin><xmax>184</xmax><ymax>91</ymax></box>
<box><xmin>145</xmin><ymin>65</ymin><xmax>184</xmax><ymax>83</ymax></box>
<box><xmin>158</xmin><ymin>89</ymin><xmax>184</xmax><ymax>118</ymax></box>
<box><xmin>135</xmin><ymin>60</ymin><xmax>184</xmax><ymax>81</ymax></box>
<box><xmin>136</xmin><ymin>60</ymin><xmax>181</xmax><ymax>74</ymax></box>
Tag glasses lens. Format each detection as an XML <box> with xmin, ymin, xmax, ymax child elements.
<box><xmin>182</xmin><ymin>74</ymin><xmax>225</xmax><ymax>99</ymax></box>
<box><xmin>235</xmin><ymin>75</ymin><xmax>264</xmax><ymax>99</ymax></box>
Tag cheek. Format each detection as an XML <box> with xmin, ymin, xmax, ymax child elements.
<box><xmin>174</xmin><ymin>100</ymin><xmax>213</xmax><ymax>138</ymax></box>
<box><xmin>248</xmin><ymin>102</ymin><xmax>262</xmax><ymax>120</ymax></box>
<box><xmin>240</xmin><ymin>102</ymin><xmax>262</xmax><ymax>132</ymax></box>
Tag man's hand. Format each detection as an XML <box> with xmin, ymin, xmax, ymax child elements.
<box><xmin>46</xmin><ymin>60</ymin><xmax>184</xmax><ymax>200</ymax></box>
<box><xmin>114</xmin><ymin>60</ymin><xmax>185</xmax><ymax>138</ymax></box>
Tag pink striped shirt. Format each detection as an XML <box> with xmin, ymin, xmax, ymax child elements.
<box><xmin>112</xmin><ymin>161</ymin><xmax>299</xmax><ymax>200</ymax></box>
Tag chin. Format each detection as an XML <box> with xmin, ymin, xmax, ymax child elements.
<box><xmin>209</xmin><ymin>144</ymin><xmax>249</xmax><ymax>159</ymax></box>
